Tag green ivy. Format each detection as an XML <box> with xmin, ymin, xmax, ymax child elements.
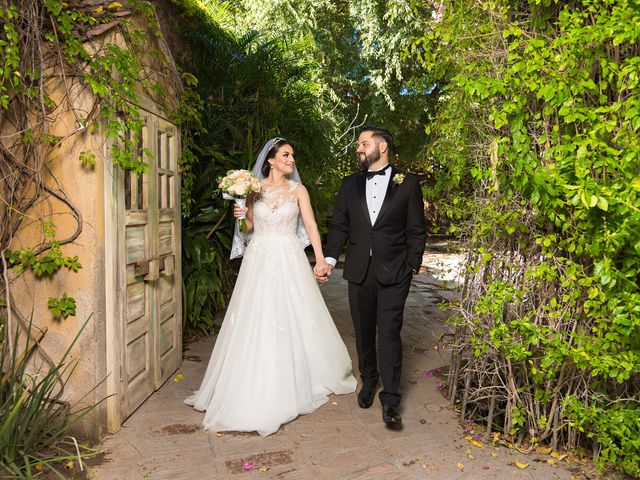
<box><xmin>0</xmin><ymin>4</ymin><xmax>20</xmax><ymax>110</ymax></box>
<box><xmin>47</xmin><ymin>293</ymin><xmax>77</xmax><ymax>319</ymax></box>
<box><xmin>6</xmin><ymin>244</ymin><xmax>81</xmax><ymax>278</ymax></box>
<box><xmin>38</xmin><ymin>0</ymin><xmax>159</xmax><ymax>173</ymax></box>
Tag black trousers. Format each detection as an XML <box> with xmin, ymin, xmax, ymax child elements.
<box><xmin>347</xmin><ymin>258</ymin><xmax>412</xmax><ymax>407</ymax></box>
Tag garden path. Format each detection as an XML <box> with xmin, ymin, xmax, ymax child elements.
<box><xmin>90</xmin><ymin>250</ymin><xmax>584</xmax><ymax>480</ymax></box>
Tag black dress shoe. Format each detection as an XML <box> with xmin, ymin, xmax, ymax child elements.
<box><xmin>382</xmin><ymin>405</ymin><xmax>403</xmax><ymax>430</ymax></box>
<box><xmin>357</xmin><ymin>385</ymin><xmax>375</xmax><ymax>409</ymax></box>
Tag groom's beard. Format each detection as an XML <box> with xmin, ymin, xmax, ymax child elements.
<box><xmin>357</xmin><ymin>149</ymin><xmax>380</xmax><ymax>170</ymax></box>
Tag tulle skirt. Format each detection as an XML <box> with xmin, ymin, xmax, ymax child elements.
<box><xmin>185</xmin><ymin>233</ymin><xmax>356</xmax><ymax>436</ymax></box>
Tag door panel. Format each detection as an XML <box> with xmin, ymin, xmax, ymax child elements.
<box><xmin>118</xmin><ymin>112</ymin><xmax>181</xmax><ymax>420</ymax></box>
<box><xmin>158</xmin><ymin>222</ymin><xmax>173</xmax><ymax>255</ymax></box>
<box><xmin>121</xmin><ymin>119</ymin><xmax>155</xmax><ymax>417</ymax></box>
<box><xmin>154</xmin><ymin>119</ymin><xmax>180</xmax><ymax>387</ymax></box>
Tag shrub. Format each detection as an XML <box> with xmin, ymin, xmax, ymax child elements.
<box><xmin>0</xmin><ymin>316</ymin><xmax>100</xmax><ymax>478</ymax></box>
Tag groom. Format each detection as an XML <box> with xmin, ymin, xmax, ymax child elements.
<box><xmin>319</xmin><ymin>125</ymin><xmax>426</xmax><ymax>430</ymax></box>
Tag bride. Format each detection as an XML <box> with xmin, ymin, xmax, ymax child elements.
<box><xmin>185</xmin><ymin>137</ymin><xmax>357</xmax><ymax>437</ymax></box>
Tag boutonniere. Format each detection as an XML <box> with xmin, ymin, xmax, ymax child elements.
<box><xmin>392</xmin><ymin>173</ymin><xmax>405</xmax><ymax>185</ymax></box>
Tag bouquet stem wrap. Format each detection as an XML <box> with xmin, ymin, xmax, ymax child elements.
<box><xmin>232</xmin><ymin>196</ymin><xmax>248</xmax><ymax>233</ymax></box>
<box><xmin>218</xmin><ymin>169</ymin><xmax>261</xmax><ymax>237</ymax></box>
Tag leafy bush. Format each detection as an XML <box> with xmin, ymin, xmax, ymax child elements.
<box><xmin>182</xmin><ymin>233</ymin><xmax>230</xmax><ymax>335</ymax></box>
<box><xmin>409</xmin><ymin>0</ymin><xmax>640</xmax><ymax>475</ymax></box>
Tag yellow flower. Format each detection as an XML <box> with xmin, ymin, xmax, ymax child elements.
<box><xmin>392</xmin><ymin>173</ymin><xmax>405</xmax><ymax>185</ymax></box>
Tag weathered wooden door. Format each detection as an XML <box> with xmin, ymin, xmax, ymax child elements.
<box><xmin>110</xmin><ymin>108</ymin><xmax>182</xmax><ymax>426</ymax></box>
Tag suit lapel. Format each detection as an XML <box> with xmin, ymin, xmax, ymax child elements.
<box><xmin>373</xmin><ymin>166</ymin><xmax>398</xmax><ymax>227</ymax></box>
<box><xmin>356</xmin><ymin>172</ymin><xmax>372</xmax><ymax>227</ymax></box>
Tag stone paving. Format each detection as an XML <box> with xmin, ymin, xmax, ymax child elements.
<box><xmin>90</xmin><ymin>251</ymin><xmax>582</xmax><ymax>480</ymax></box>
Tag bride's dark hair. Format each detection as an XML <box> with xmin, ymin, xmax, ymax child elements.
<box><xmin>261</xmin><ymin>138</ymin><xmax>290</xmax><ymax>177</ymax></box>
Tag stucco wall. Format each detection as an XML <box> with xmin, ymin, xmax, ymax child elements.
<box><xmin>8</xmin><ymin>75</ymin><xmax>109</xmax><ymax>439</ymax></box>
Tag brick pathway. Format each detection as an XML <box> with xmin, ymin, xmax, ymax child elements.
<box><xmin>90</xmin><ymin>255</ymin><xmax>579</xmax><ymax>480</ymax></box>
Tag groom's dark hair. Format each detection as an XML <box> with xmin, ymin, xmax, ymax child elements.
<box><xmin>359</xmin><ymin>125</ymin><xmax>393</xmax><ymax>154</ymax></box>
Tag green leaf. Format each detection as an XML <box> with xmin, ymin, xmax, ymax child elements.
<box><xmin>79</xmin><ymin>150</ymin><xmax>95</xmax><ymax>167</ymax></box>
<box><xmin>596</xmin><ymin>196</ymin><xmax>608</xmax><ymax>211</ymax></box>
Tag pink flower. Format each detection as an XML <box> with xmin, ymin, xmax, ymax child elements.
<box><xmin>425</xmin><ymin>370</ymin><xmax>434</xmax><ymax>377</ymax></box>
<box><xmin>243</xmin><ymin>460</ymin><xmax>255</xmax><ymax>471</ymax></box>
<box><xmin>433</xmin><ymin>1</ymin><xmax>444</xmax><ymax>23</ymax></box>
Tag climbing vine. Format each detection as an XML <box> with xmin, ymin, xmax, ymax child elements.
<box><xmin>0</xmin><ymin>0</ymin><xmax>176</xmax><ymax>323</ymax></box>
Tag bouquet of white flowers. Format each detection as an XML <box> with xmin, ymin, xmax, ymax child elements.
<box><xmin>218</xmin><ymin>169</ymin><xmax>262</xmax><ymax>233</ymax></box>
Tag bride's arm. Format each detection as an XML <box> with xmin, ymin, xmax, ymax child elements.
<box><xmin>296</xmin><ymin>185</ymin><xmax>329</xmax><ymax>272</ymax></box>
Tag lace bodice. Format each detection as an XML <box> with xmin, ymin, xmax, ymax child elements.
<box><xmin>252</xmin><ymin>180</ymin><xmax>300</xmax><ymax>237</ymax></box>
<box><xmin>229</xmin><ymin>180</ymin><xmax>310</xmax><ymax>259</ymax></box>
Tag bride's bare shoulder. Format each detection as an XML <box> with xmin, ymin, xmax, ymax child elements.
<box><xmin>293</xmin><ymin>182</ymin><xmax>311</xmax><ymax>200</ymax></box>
<box><xmin>288</xmin><ymin>179</ymin><xmax>304</xmax><ymax>191</ymax></box>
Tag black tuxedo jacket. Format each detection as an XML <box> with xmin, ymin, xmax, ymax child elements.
<box><xmin>325</xmin><ymin>167</ymin><xmax>427</xmax><ymax>285</ymax></box>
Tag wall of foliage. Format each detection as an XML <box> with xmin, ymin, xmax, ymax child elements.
<box><xmin>409</xmin><ymin>0</ymin><xmax>639</xmax><ymax>475</ymax></box>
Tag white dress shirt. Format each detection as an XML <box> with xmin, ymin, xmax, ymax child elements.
<box><xmin>326</xmin><ymin>164</ymin><xmax>391</xmax><ymax>267</ymax></box>
<box><xmin>366</xmin><ymin>163</ymin><xmax>391</xmax><ymax>225</ymax></box>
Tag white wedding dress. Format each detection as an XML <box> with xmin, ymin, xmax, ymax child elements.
<box><xmin>185</xmin><ymin>180</ymin><xmax>356</xmax><ymax>436</ymax></box>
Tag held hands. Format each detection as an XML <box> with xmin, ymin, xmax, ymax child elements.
<box><xmin>313</xmin><ymin>262</ymin><xmax>333</xmax><ymax>283</ymax></box>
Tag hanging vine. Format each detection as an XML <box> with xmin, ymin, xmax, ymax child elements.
<box><xmin>0</xmin><ymin>0</ymin><xmax>182</xmax><ymax>328</ymax></box>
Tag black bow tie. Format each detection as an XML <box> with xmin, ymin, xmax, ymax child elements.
<box><xmin>365</xmin><ymin>164</ymin><xmax>391</xmax><ymax>179</ymax></box>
